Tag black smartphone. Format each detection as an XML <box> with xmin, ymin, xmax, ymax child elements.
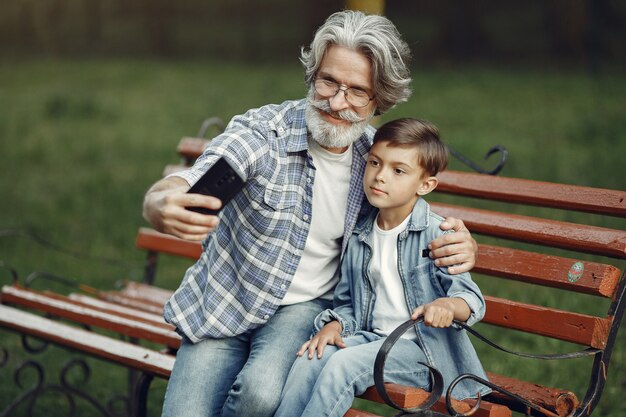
<box><xmin>185</xmin><ymin>157</ymin><xmax>245</xmax><ymax>215</ymax></box>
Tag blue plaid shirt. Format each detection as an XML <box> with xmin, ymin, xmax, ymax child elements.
<box><xmin>163</xmin><ymin>99</ymin><xmax>375</xmax><ymax>342</ymax></box>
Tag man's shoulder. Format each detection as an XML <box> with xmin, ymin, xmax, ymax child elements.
<box><xmin>218</xmin><ymin>99</ymin><xmax>305</xmax><ymax>148</ymax></box>
<box><xmin>235</xmin><ymin>99</ymin><xmax>304</xmax><ymax>127</ymax></box>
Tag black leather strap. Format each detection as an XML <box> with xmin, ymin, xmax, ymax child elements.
<box><xmin>455</xmin><ymin>321</ymin><xmax>601</xmax><ymax>360</ymax></box>
<box><xmin>373</xmin><ymin>318</ymin><xmax>444</xmax><ymax>414</ymax></box>
<box><xmin>374</xmin><ymin>317</ymin><xmax>600</xmax><ymax>416</ymax></box>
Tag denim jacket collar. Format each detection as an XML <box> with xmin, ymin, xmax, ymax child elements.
<box><xmin>354</xmin><ymin>198</ymin><xmax>431</xmax><ymax>244</ymax></box>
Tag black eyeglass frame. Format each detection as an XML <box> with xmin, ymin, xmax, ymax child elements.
<box><xmin>313</xmin><ymin>78</ymin><xmax>375</xmax><ymax>108</ymax></box>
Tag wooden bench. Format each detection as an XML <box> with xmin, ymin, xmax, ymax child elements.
<box><xmin>2</xmin><ymin>130</ymin><xmax>625</xmax><ymax>417</ymax></box>
<box><xmin>150</xmin><ymin>135</ymin><xmax>626</xmax><ymax>416</ymax></box>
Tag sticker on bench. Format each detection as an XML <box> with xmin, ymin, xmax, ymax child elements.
<box><xmin>567</xmin><ymin>261</ymin><xmax>584</xmax><ymax>283</ymax></box>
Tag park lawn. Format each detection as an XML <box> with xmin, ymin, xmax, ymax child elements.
<box><xmin>0</xmin><ymin>58</ymin><xmax>625</xmax><ymax>416</ymax></box>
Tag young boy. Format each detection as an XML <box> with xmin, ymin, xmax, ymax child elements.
<box><xmin>274</xmin><ymin>118</ymin><xmax>490</xmax><ymax>417</ymax></box>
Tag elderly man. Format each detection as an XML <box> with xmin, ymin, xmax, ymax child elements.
<box><xmin>143</xmin><ymin>10</ymin><xmax>478</xmax><ymax>417</ymax></box>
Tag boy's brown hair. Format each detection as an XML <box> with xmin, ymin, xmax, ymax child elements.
<box><xmin>373</xmin><ymin>118</ymin><xmax>449</xmax><ymax>176</ymax></box>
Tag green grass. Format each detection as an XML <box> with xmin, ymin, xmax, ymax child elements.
<box><xmin>0</xmin><ymin>58</ymin><xmax>625</xmax><ymax>416</ymax></box>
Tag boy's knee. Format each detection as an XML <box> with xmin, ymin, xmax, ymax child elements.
<box><xmin>321</xmin><ymin>353</ymin><xmax>353</xmax><ymax>378</ymax></box>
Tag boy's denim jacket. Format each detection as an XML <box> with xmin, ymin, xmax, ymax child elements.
<box><xmin>314</xmin><ymin>198</ymin><xmax>491</xmax><ymax>400</ymax></box>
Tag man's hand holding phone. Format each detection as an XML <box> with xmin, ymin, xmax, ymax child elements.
<box><xmin>185</xmin><ymin>157</ymin><xmax>245</xmax><ymax>215</ymax></box>
<box><xmin>143</xmin><ymin>157</ymin><xmax>245</xmax><ymax>241</ymax></box>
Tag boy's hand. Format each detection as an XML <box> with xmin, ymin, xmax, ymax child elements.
<box><xmin>428</xmin><ymin>217</ymin><xmax>477</xmax><ymax>274</ymax></box>
<box><xmin>411</xmin><ymin>299</ymin><xmax>457</xmax><ymax>328</ymax></box>
<box><xmin>297</xmin><ymin>321</ymin><xmax>345</xmax><ymax>359</ymax></box>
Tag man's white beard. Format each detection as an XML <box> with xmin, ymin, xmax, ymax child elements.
<box><xmin>305</xmin><ymin>90</ymin><xmax>374</xmax><ymax>149</ymax></box>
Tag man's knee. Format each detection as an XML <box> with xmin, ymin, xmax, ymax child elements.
<box><xmin>225</xmin><ymin>380</ymin><xmax>282</xmax><ymax>417</ymax></box>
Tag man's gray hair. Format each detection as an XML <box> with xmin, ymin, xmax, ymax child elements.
<box><xmin>300</xmin><ymin>10</ymin><xmax>412</xmax><ymax>115</ymax></box>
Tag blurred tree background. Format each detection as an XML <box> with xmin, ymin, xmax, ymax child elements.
<box><xmin>1</xmin><ymin>0</ymin><xmax>624</xmax><ymax>70</ymax></box>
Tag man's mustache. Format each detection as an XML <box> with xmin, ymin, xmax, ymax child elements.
<box><xmin>309</xmin><ymin>98</ymin><xmax>367</xmax><ymax>123</ymax></box>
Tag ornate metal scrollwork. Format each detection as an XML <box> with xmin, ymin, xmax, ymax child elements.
<box><xmin>1</xmin><ymin>348</ymin><xmax>8</xmax><ymax>368</ymax></box>
<box><xmin>449</xmin><ymin>145</ymin><xmax>508</xmax><ymax>175</ymax></box>
<box><xmin>0</xmin><ymin>261</ymin><xmax>18</xmax><ymax>285</ymax></box>
<box><xmin>197</xmin><ymin>117</ymin><xmax>225</xmax><ymax>138</ymax></box>
<box><xmin>0</xmin><ymin>335</ymin><xmax>131</xmax><ymax>417</ymax></box>
<box><xmin>443</xmin><ymin>320</ymin><xmax>598</xmax><ymax>417</ymax></box>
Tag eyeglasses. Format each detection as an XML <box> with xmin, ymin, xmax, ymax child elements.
<box><xmin>314</xmin><ymin>79</ymin><xmax>374</xmax><ymax>108</ymax></box>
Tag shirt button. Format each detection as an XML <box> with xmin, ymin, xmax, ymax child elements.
<box><xmin>306</xmin><ymin>177</ymin><xmax>312</xmax><ymax>184</ymax></box>
<box><xmin>303</xmin><ymin>214</ymin><xmax>310</xmax><ymax>221</ymax></box>
<box><xmin>263</xmin><ymin>314</ymin><xmax>270</xmax><ymax>320</ymax></box>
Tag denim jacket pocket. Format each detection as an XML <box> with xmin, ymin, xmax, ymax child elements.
<box><xmin>408</xmin><ymin>260</ymin><xmax>447</xmax><ymax>304</ymax></box>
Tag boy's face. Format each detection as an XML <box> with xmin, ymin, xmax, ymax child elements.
<box><xmin>363</xmin><ymin>140</ymin><xmax>437</xmax><ymax>216</ymax></box>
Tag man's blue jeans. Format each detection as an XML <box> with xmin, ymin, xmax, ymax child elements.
<box><xmin>161</xmin><ymin>298</ymin><xmax>331</xmax><ymax>417</ymax></box>
<box><xmin>274</xmin><ymin>331</ymin><xmax>431</xmax><ymax>417</ymax></box>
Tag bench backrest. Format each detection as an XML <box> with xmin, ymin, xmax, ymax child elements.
<box><xmin>138</xmin><ymin>136</ymin><xmax>626</xmax><ymax>416</ymax></box>
<box><xmin>154</xmin><ymin>137</ymin><xmax>626</xmax><ymax>344</ymax></box>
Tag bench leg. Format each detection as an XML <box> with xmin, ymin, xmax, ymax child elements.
<box><xmin>143</xmin><ymin>250</ymin><xmax>158</xmax><ymax>285</ymax></box>
<box><xmin>131</xmin><ymin>373</ymin><xmax>155</xmax><ymax>417</ymax></box>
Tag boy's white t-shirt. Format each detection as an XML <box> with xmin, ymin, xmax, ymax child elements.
<box><xmin>281</xmin><ymin>139</ymin><xmax>353</xmax><ymax>305</ymax></box>
<box><xmin>370</xmin><ymin>213</ymin><xmax>418</xmax><ymax>340</ymax></box>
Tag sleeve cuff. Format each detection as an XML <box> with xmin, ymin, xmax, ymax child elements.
<box><xmin>313</xmin><ymin>309</ymin><xmax>357</xmax><ymax>337</ymax></box>
<box><xmin>449</xmin><ymin>293</ymin><xmax>485</xmax><ymax>327</ymax></box>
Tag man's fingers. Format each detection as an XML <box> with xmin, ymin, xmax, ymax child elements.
<box><xmin>181</xmin><ymin>193</ymin><xmax>223</xmax><ymax>211</ymax></box>
<box><xmin>160</xmin><ymin>204</ymin><xmax>222</xmax><ymax>239</ymax></box>
<box><xmin>448</xmin><ymin>262</ymin><xmax>473</xmax><ymax>275</ymax></box>
<box><xmin>429</xmin><ymin>231</ymin><xmax>471</xmax><ymax>251</ymax></box>
<box><xmin>166</xmin><ymin>220</ymin><xmax>215</xmax><ymax>241</ymax></box>
<box><xmin>438</xmin><ymin>216</ymin><xmax>467</xmax><ymax>233</ymax></box>
<box><xmin>434</xmin><ymin>252</ymin><xmax>468</xmax><ymax>267</ymax></box>
<box><xmin>433</xmin><ymin>251</ymin><xmax>475</xmax><ymax>274</ymax></box>
<box><xmin>169</xmin><ymin>219</ymin><xmax>215</xmax><ymax>234</ymax></box>
<box><xmin>170</xmin><ymin>229</ymin><xmax>210</xmax><ymax>242</ymax></box>
<box><xmin>428</xmin><ymin>229</ymin><xmax>476</xmax><ymax>274</ymax></box>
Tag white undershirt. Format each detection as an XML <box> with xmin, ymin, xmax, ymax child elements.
<box><xmin>281</xmin><ymin>139</ymin><xmax>353</xmax><ymax>305</ymax></box>
<box><xmin>369</xmin><ymin>213</ymin><xmax>417</xmax><ymax>340</ymax></box>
